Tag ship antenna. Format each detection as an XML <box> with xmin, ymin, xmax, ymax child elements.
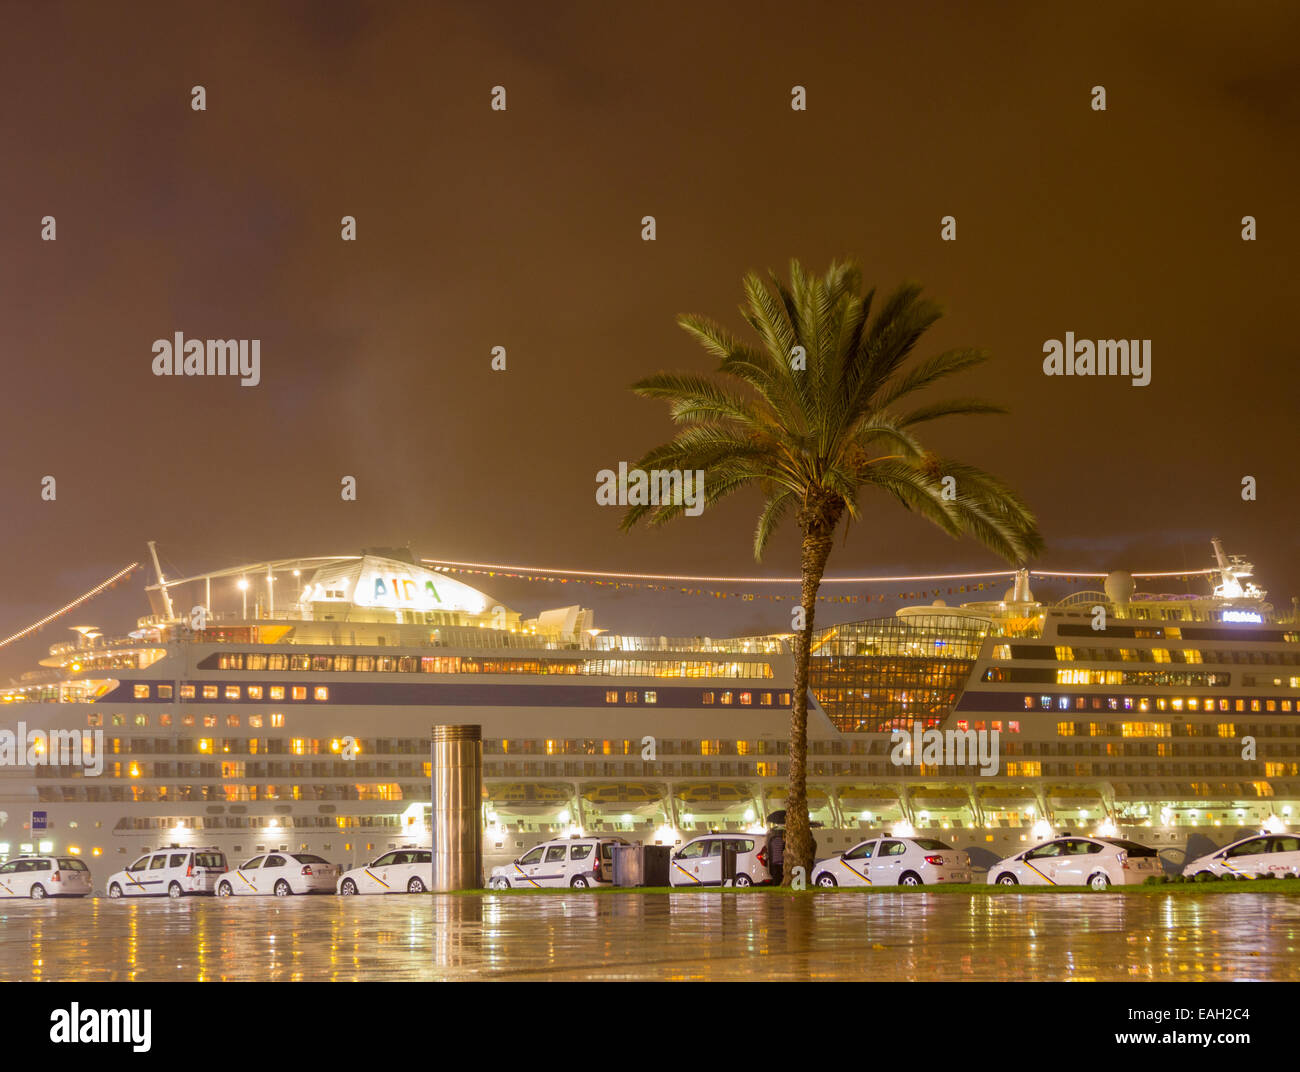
<box><xmin>148</xmin><ymin>540</ymin><xmax>176</xmax><ymax>621</ymax></box>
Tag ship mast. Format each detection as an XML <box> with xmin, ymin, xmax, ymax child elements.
<box><xmin>147</xmin><ymin>540</ymin><xmax>176</xmax><ymax>621</ymax></box>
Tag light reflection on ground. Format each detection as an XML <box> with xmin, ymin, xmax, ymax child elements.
<box><xmin>1</xmin><ymin>892</ymin><xmax>1296</xmax><ymax>982</ymax></box>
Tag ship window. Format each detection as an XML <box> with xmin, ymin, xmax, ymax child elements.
<box><xmin>720</xmin><ymin>691</ymin><xmax>733</xmax><ymax>705</ymax></box>
<box><xmin>605</xmin><ymin>691</ymin><xmax>618</xmax><ymax>703</ymax></box>
<box><xmin>157</xmin><ymin>685</ymin><xmax>173</xmax><ymax>699</ymax></box>
<box><xmin>760</xmin><ymin>692</ymin><xmax>772</xmax><ymax>705</ymax></box>
<box><xmin>226</xmin><ymin>715</ymin><xmax>239</xmax><ymax>727</ymax></box>
<box><xmin>182</xmin><ymin>715</ymin><xmax>195</xmax><ymax>727</ymax></box>
<box><xmin>246</xmin><ymin>655</ymin><xmax>268</xmax><ymax>671</ymax></box>
<box><xmin>1023</xmin><ymin>696</ymin><xmax>1034</xmax><ymax>709</ymax></box>
<box><xmin>225</xmin><ymin>686</ymin><xmax>240</xmax><ymax>700</ymax></box>
<box><xmin>739</xmin><ymin>692</ymin><xmax>752</xmax><ymax>705</ymax></box>
<box><xmin>247</xmin><ymin>686</ymin><xmax>263</xmax><ymax>700</ymax></box>
<box><xmin>87</xmin><ymin>713</ymin><xmax>102</xmax><ymax>727</ymax></box>
<box><xmin>133</xmin><ymin>685</ymin><xmax>150</xmax><ymax>699</ymax></box>
<box><xmin>1040</xmin><ymin>696</ymin><xmax>1051</xmax><ymax>710</ymax></box>
<box><xmin>314</xmin><ymin>687</ymin><xmax>328</xmax><ymax>701</ymax></box>
<box><xmin>271</xmin><ymin>714</ymin><xmax>284</xmax><ymax>727</ymax></box>
<box><xmin>180</xmin><ymin>685</ymin><xmax>195</xmax><ymax>699</ymax></box>
<box><xmin>779</xmin><ymin>693</ymin><xmax>791</xmax><ymax>706</ymax></box>
<box><xmin>644</xmin><ymin>691</ymin><xmax>657</xmax><ymax>704</ymax></box>
<box><xmin>249</xmin><ymin>715</ymin><xmax>263</xmax><ymax>727</ymax></box>
<box><xmin>267</xmin><ymin>655</ymin><xmax>289</xmax><ymax>671</ymax></box>
<box><xmin>334</xmin><ymin>656</ymin><xmax>353</xmax><ymax>672</ymax></box>
<box><xmin>355</xmin><ymin>656</ymin><xmax>374</xmax><ymax>672</ymax></box>
<box><xmin>203</xmin><ymin>686</ymin><xmax>218</xmax><ymax>700</ymax></box>
<box><xmin>702</xmin><ymin>692</ymin><xmax>714</xmax><ymax>705</ymax></box>
<box><xmin>624</xmin><ymin>691</ymin><xmax>638</xmax><ymax>704</ymax></box>
<box><xmin>269</xmin><ymin>687</ymin><xmax>284</xmax><ymax>700</ymax></box>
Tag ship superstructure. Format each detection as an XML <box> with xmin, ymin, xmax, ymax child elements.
<box><xmin>1</xmin><ymin>541</ymin><xmax>1295</xmax><ymax>881</ymax></box>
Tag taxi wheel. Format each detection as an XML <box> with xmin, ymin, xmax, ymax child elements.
<box><xmin>168</xmin><ymin>882</ymin><xmax>184</xmax><ymax>899</ymax></box>
<box><xmin>816</xmin><ymin>873</ymin><xmax>837</xmax><ymax>887</ymax></box>
<box><xmin>733</xmin><ymin>874</ymin><xmax>753</xmax><ymax>887</ymax></box>
<box><xmin>570</xmin><ymin>875</ymin><xmax>590</xmax><ymax>888</ymax></box>
<box><xmin>30</xmin><ymin>884</ymin><xmax>46</xmax><ymax>900</ymax></box>
<box><xmin>108</xmin><ymin>883</ymin><xmax>123</xmax><ymax>899</ymax></box>
<box><xmin>899</xmin><ymin>872</ymin><xmax>923</xmax><ymax>886</ymax></box>
<box><xmin>996</xmin><ymin>873</ymin><xmax>1018</xmax><ymax>886</ymax></box>
<box><xmin>407</xmin><ymin>877</ymin><xmax>426</xmax><ymax>894</ymax></box>
<box><xmin>274</xmin><ymin>880</ymin><xmax>292</xmax><ymax>897</ymax></box>
<box><xmin>217</xmin><ymin>883</ymin><xmax>233</xmax><ymax>898</ymax></box>
<box><xmin>340</xmin><ymin>879</ymin><xmax>358</xmax><ymax>896</ymax></box>
<box><xmin>1088</xmin><ymin>873</ymin><xmax>1111</xmax><ymax>890</ymax></box>
<box><xmin>494</xmin><ymin>877</ymin><xmax>511</xmax><ymax>890</ymax></box>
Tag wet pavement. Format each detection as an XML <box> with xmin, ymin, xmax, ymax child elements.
<box><xmin>1</xmin><ymin>892</ymin><xmax>1297</xmax><ymax>982</ymax></box>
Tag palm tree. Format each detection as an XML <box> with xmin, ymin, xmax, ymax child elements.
<box><xmin>621</xmin><ymin>259</ymin><xmax>1043</xmax><ymax>883</ymax></box>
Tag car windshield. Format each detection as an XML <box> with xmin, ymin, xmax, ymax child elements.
<box><xmin>292</xmin><ymin>854</ymin><xmax>329</xmax><ymax>864</ymax></box>
<box><xmin>911</xmin><ymin>839</ymin><xmax>952</xmax><ymax>852</ymax></box>
<box><xmin>1100</xmin><ymin>839</ymin><xmax>1157</xmax><ymax>857</ymax></box>
<box><xmin>56</xmin><ymin>858</ymin><xmax>89</xmax><ymax>871</ymax></box>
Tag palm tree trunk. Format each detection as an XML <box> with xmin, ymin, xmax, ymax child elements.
<box><xmin>782</xmin><ymin>497</ymin><xmax>843</xmax><ymax>885</ymax></box>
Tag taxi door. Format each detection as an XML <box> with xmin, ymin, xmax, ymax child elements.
<box><xmin>230</xmin><ymin>856</ymin><xmax>266</xmax><ymax>895</ymax></box>
<box><xmin>869</xmin><ymin>840</ymin><xmax>907</xmax><ymax>884</ymax></box>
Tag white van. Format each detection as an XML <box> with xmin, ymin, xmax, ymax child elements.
<box><xmin>488</xmin><ymin>836</ymin><xmax>629</xmax><ymax>889</ymax></box>
<box><xmin>0</xmin><ymin>855</ymin><xmax>93</xmax><ymax>899</ymax></box>
<box><xmin>668</xmin><ymin>833</ymin><xmax>772</xmax><ymax>887</ymax></box>
<box><xmin>106</xmin><ymin>846</ymin><xmax>229</xmax><ymax>898</ymax></box>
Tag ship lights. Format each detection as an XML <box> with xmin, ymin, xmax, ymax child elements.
<box><xmin>1031</xmin><ymin>820</ymin><xmax>1052</xmax><ymax>840</ymax></box>
<box><xmin>1263</xmin><ymin>814</ymin><xmax>1287</xmax><ymax>833</ymax></box>
<box><xmin>1095</xmin><ymin>817</ymin><xmax>1119</xmax><ymax>837</ymax></box>
<box><xmin>891</xmin><ymin>820</ymin><xmax>916</xmax><ymax>838</ymax></box>
<box><xmin>654</xmin><ymin>825</ymin><xmax>676</xmax><ymax>845</ymax></box>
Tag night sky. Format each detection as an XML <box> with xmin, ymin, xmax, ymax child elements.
<box><xmin>2</xmin><ymin>1</ymin><xmax>1297</xmax><ymax>678</ymax></box>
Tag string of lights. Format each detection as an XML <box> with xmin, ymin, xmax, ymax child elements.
<box><xmin>420</xmin><ymin>556</ymin><xmax>1219</xmax><ymax>585</ymax></box>
<box><xmin>0</xmin><ymin>563</ymin><xmax>141</xmax><ymax>650</ymax></box>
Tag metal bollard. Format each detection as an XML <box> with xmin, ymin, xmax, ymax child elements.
<box><xmin>431</xmin><ymin>724</ymin><xmax>482</xmax><ymax>891</ymax></box>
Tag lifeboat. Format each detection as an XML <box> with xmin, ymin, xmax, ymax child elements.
<box><xmin>674</xmin><ymin>783</ymin><xmax>753</xmax><ymax>813</ymax></box>
<box><xmin>581</xmin><ymin>783</ymin><xmax>665</xmax><ymax>816</ymax></box>
<box><xmin>486</xmin><ymin>782</ymin><xmax>571</xmax><ymax>816</ymax></box>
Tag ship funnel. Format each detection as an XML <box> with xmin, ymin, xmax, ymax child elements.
<box><xmin>1104</xmin><ymin>570</ymin><xmax>1134</xmax><ymax>606</ymax></box>
<box><xmin>1009</xmin><ymin>568</ymin><xmax>1033</xmax><ymax>603</ymax></box>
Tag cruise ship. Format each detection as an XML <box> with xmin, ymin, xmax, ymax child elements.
<box><xmin>1</xmin><ymin>539</ymin><xmax>1296</xmax><ymax>883</ymax></box>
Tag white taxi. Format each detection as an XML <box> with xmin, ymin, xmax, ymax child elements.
<box><xmin>1183</xmin><ymin>833</ymin><xmax>1300</xmax><ymax>879</ymax></box>
<box><xmin>488</xmin><ymin>836</ymin><xmax>628</xmax><ymax>889</ymax></box>
<box><xmin>812</xmin><ymin>836</ymin><xmax>971</xmax><ymax>887</ymax></box>
<box><xmin>0</xmin><ymin>855</ymin><xmax>93</xmax><ymax>899</ymax></box>
<box><xmin>668</xmin><ymin>833</ymin><xmax>772</xmax><ymax>887</ymax></box>
<box><xmin>215</xmin><ymin>852</ymin><xmax>342</xmax><ymax>897</ymax></box>
<box><xmin>106</xmin><ymin>847</ymin><xmax>229</xmax><ymax>898</ymax></box>
<box><xmin>988</xmin><ymin>835</ymin><xmax>1161</xmax><ymax>889</ymax></box>
<box><xmin>337</xmin><ymin>848</ymin><xmax>432</xmax><ymax>895</ymax></box>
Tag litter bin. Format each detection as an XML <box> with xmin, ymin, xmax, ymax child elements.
<box><xmin>612</xmin><ymin>844</ymin><xmax>643</xmax><ymax>887</ymax></box>
<box><xmin>643</xmin><ymin>845</ymin><xmax>670</xmax><ymax>887</ymax></box>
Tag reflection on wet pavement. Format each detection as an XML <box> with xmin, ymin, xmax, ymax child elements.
<box><xmin>1</xmin><ymin>892</ymin><xmax>1297</xmax><ymax>982</ymax></box>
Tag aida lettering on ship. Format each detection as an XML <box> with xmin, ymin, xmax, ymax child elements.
<box><xmin>0</xmin><ymin>539</ymin><xmax>1290</xmax><ymax>889</ymax></box>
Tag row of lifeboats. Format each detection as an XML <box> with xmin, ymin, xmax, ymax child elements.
<box><xmin>483</xmin><ymin>781</ymin><xmax>1104</xmax><ymax>817</ymax></box>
